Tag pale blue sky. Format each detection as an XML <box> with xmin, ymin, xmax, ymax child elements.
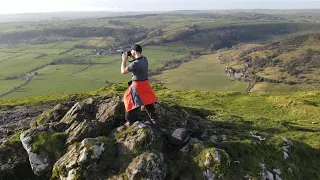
<box><xmin>0</xmin><ymin>0</ymin><xmax>319</xmax><ymax>14</ymax></box>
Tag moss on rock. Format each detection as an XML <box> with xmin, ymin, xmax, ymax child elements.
<box><xmin>30</xmin><ymin>103</ymin><xmax>70</xmax><ymax>127</ymax></box>
<box><xmin>32</xmin><ymin>132</ymin><xmax>68</xmax><ymax>160</ymax></box>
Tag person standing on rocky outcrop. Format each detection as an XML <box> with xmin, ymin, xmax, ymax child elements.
<box><xmin>120</xmin><ymin>44</ymin><xmax>158</xmax><ymax>125</ymax></box>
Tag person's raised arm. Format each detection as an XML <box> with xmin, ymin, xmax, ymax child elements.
<box><xmin>121</xmin><ymin>52</ymin><xmax>129</xmax><ymax>74</ymax></box>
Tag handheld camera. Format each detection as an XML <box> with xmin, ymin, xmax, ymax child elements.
<box><xmin>117</xmin><ymin>50</ymin><xmax>132</xmax><ymax>57</ymax></box>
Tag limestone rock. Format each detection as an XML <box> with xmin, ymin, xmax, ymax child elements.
<box><xmin>179</xmin><ymin>138</ymin><xmax>231</xmax><ymax>179</ymax></box>
<box><xmin>275</xmin><ymin>174</ymin><xmax>282</xmax><ymax>180</ymax></box>
<box><xmin>65</xmin><ymin>120</ymin><xmax>107</xmax><ymax>145</ymax></box>
<box><xmin>282</xmin><ymin>138</ymin><xmax>293</xmax><ymax>160</ymax></box>
<box><xmin>60</xmin><ymin>96</ymin><xmax>123</xmax><ymax>133</ymax></box>
<box><xmin>61</xmin><ymin>96</ymin><xmax>122</xmax><ymax>123</ymax></box>
<box><xmin>273</xmin><ymin>169</ymin><xmax>281</xmax><ymax>175</ymax></box>
<box><xmin>20</xmin><ymin>126</ymin><xmax>50</xmax><ymax>176</ymax></box>
<box><xmin>20</xmin><ymin>125</ymin><xmax>68</xmax><ymax>177</ymax></box>
<box><xmin>203</xmin><ymin>169</ymin><xmax>215</xmax><ymax>180</ymax></box>
<box><xmin>112</xmin><ymin>122</ymin><xmax>158</xmax><ymax>156</ymax></box>
<box><xmin>0</xmin><ymin>140</ymin><xmax>29</xmax><ymax>178</ymax></box>
<box><xmin>95</xmin><ymin>96</ymin><xmax>123</xmax><ymax>122</ymax></box>
<box><xmin>260</xmin><ymin>163</ymin><xmax>275</xmax><ymax>180</ymax></box>
<box><xmin>61</xmin><ymin>98</ymin><xmax>96</xmax><ymax>124</ymax></box>
<box><xmin>32</xmin><ymin>103</ymin><xmax>71</xmax><ymax>127</ymax></box>
<box><xmin>202</xmin><ymin>148</ymin><xmax>231</xmax><ymax>179</ymax></box>
<box><xmin>126</xmin><ymin>152</ymin><xmax>167</xmax><ymax>180</ymax></box>
<box><xmin>52</xmin><ymin>137</ymin><xmax>115</xmax><ymax>180</ymax></box>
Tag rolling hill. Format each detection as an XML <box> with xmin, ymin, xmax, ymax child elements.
<box><xmin>1</xmin><ymin>12</ymin><xmax>320</xmax><ymax>99</ymax></box>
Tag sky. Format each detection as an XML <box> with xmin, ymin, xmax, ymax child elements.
<box><xmin>0</xmin><ymin>0</ymin><xmax>319</xmax><ymax>14</ymax></box>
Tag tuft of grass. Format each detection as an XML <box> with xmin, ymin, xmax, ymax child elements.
<box><xmin>8</xmin><ymin>130</ymin><xmax>23</xmax><ymax>145</ymax></box>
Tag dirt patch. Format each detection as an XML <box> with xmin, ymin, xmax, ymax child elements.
<box><xmin>0</xmin><ymin>106</ymin><xmax>50</xmax><ymax>140</ymax></box>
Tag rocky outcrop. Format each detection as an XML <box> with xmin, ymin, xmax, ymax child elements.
<box><xmin>3</xmin><ymin>93</ymin><xmax>312</xmax><ymax>180</ymax></box>
<box><xmin>5</xmin><ymin>95</ymin><xmax>230</xmax><ymax>179</ymax></box>
<box><xmin>17</xmin><ymin>95</ymin><xmax>124</xmax><ymax>177</ymax></box>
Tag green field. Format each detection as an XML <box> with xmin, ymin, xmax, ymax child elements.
<box><xmin>0</xmin><ymin>53</ymin><xmax>53</xmax><ymax>78</ymax></box>
<box><xmin>153</xmin><ymin>53</ymin><xmax>248</xmax><ymax>91</ymax></box>
<box><xmin>0</xmin><ymin>79</ymin><xmax>24</xmax><ymax>94</ymax></box>
<box><xmin>0</xmin><ymin>45</ymin><xmax>188</xmax><ymax>99</ymax></box>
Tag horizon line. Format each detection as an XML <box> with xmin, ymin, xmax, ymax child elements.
<box><xmin>1</xmin><ymin>8</ymin><xmax>320</xmax><ymax>15</ymax></box>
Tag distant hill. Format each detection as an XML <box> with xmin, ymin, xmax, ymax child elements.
<box><xmin>220</xmin><ymin>32</ymin><xmax>320</xmax><ymax>92</ymax></box>
<box><xmin>1</xmin><ymin>9</ymin><xmax>320</xmax><ymax>23</ymax></box>
<box><xmin>0</xmin><ymin>11</ymin><xmax>154</xmax><ymax>23</ymax></box>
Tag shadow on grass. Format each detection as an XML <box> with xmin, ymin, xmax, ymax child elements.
<box><xmin>164</xmin><ymin>106</ymin><xmax>320</xmax><ymax>180</ymax></box>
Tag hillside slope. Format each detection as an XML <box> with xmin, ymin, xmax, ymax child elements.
<box><xmin>208</xmin><ymin>32</ymin><xmax>320</xmax><ymax>93</ymax></box>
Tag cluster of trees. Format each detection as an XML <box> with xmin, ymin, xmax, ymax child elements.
<box><xmin>0</xmin><ymin>27</ymin><xmax>112</xmax><ymax>43</ymax></box>
<box><xmin>242</xmin><ymin>48</ymin><xmax>319</xmax><ymax>85</ymax></box>
<box><xmin>52</xmin><ymin>56</ymin><xmax>92</xmax><ymax>64</ymax></box>
<box><xmin>250</xmin><ymin>55</ymin><xmax>281</xmax><ymax>69</ymax></box>
<box><xmin>281</xmin><ymin>49</ymin><xmax>320</xmax><ymax>76</ymax></box>
<box><xmin>0</xmin><ymin>26</ymin><xmax>148</xmax><ymax>46</ymax></box>
<box><xmin>108</xmin><ymin>20</ymin><xmax>130</xmax><ymax>26</ymax></box>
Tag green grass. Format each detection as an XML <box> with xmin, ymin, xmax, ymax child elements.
<box><xmin>90</xmin><ymin>55</ymin><xmax>120</xmax><ymax>63</ymax></box>
<box><xmin>21</xmin><ymin>48</ymin><xmax>68</xmax><ymax>55</ymax></box>
<box><xmin>52</xmin><ymin>39</ymin><xmax>90</xmax><ymax>49</ymax></box>
<box><xmin>0</xmin><ymin>53</ymin><xmax>54</xmax><ymax>78</ymax></box>
<box><xmin>0</xmin><ymin>51</ymin><xmax>15</xmax><ymax>59</ymax></box>
<box><xmin>0</xmin><ymin>79</ymin><xmax>24</xmax><ymax>94</ymax></box>
<box><xmin>0</xmin><ymin>52</ymin><xmax>25</xmax><ymax>62</ymax></box>
<box><xmin>66</xmin><ymin>49</ymin><xmax>92</xmax><ymax>56</ymax></box>
<box><xmin>153</xmin><ymin>53</ymin><xmax>248</xmax><ymax>91</ymax></box>
<box><xmin>143</xmin><ymin>45</ymin><xmax>187</xmax><ymax>69</ymax></box>
<box><xmin>18</xmin><ymin>43</ymin><xmax>64</xmax><ymax>49</ymax></box>
<box><xmin>252</xmin><ymin>82</ymin><xmax>319</xmax><ymax>93</ymax></box>
<box><xmin>154</xmin><ymin>85</ymin><xmax>320</xmax><ymax>148</ymax></box>
<box><xmin>0</xmin><ymin>64</ymin><xmax>108</xmax><ymax>99</ymax></box>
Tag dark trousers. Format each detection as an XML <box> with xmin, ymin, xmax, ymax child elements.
<box><xmin>125</xmin><ymin>103</ymin><xmax>156</xmax><ymax>124</ymax></box>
